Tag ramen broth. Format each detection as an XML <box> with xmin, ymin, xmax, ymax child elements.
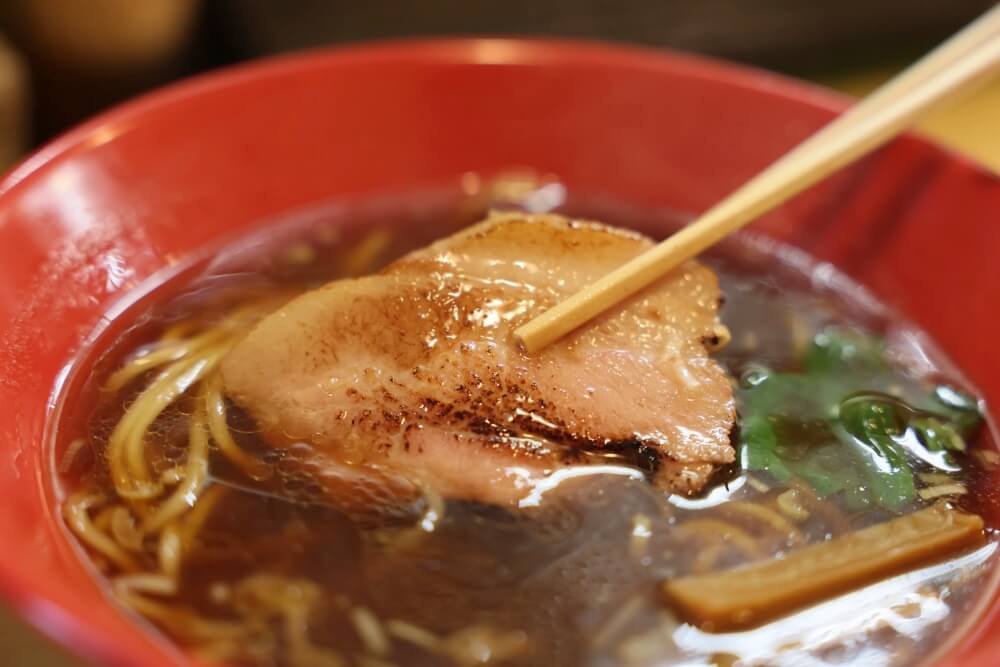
<box><xmin>57</xmin><ymin>191</ymin><xmax>999</xmax><ymax>667</ymax></box>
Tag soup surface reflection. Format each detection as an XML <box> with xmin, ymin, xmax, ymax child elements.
<box><xmin>56</xmin><ymin>189</ymin><xmax>1000</xmax><ymax>667</ymax></box>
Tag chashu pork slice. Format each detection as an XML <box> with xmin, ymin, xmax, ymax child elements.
<box><xmin>221</xmin><ymin>213</ymin><xmax>736</xmax><ymax>507</ymax></box>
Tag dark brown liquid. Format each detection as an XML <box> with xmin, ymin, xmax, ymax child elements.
<box><xmin>57</xmin><ymin>188</ymin><xmax>1000</xmax><ymax>667</ymax></box>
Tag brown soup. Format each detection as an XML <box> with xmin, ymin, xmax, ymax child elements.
<box><xmin>55</xmin><ymin>186</ymin><xmax>1000</xmax><ymax>667</ymax></box>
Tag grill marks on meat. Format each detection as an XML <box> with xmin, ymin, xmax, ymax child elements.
<box><xmin>221</xmin><ymin>213</ymin><xmax>736</xmax><ymax>505</ymax></box>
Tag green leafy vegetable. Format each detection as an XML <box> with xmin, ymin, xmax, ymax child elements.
<box><xmin>738</xmin><ymin>328</ymin><xmax>980</xmax><ymax>512</ymax></box>
<box><xmin>931</xmin><ymin>385</ymin><xmax>983</xmax><ymax>435</ymax></box>
<box><xmin>910</xmin><ymin>417</ymin><xmax>967</xmax><ymax>453</ymax></box>
<box><xmin>803</xmin><ymin>328</ymin><xmax>885</xmax><ymax>375</ymax></box>
<box><xmin>837</xmin><ymin>396</ymin><xmax>916</xmax><ymax>512</ymax></box>
<box><xmin>740</xmin><ymin>415</ymin><xmax>791</xmax><ymax>481</ymax></box>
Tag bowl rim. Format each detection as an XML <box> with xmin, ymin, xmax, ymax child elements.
<box><xmin>6</xmin><ymin>37</ymin><xmax>994</xmax><ymax>202</ymax></box>
<box><xmin>0</xmin><ymin>36</ymin><xmax>996</xmax><ymax>667</ymax></box>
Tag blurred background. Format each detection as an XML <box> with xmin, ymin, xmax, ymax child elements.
<box><xmin>0</xmin><ymin>0</ymin><xmax>997</xmax><ymax>664</ymax></box>
<box><xmin>0</xmin><ymin>0</ymin><xmax>997</xmax><ymax>175</ymax></box>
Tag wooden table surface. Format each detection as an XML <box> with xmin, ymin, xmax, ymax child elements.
<box><xmin>0</xmin><ymin>66</ymin><xmax>997</xmax><ymax>667</ymax></box>
<box><xmin>825</xmin><ymin>66</ymin><xmax>1000</xmax><ymax>173</ymax></box>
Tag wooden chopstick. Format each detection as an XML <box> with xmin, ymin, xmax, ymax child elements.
<box><xmin>515</xmin><ymin>6</ymin><xmax>1000</xmax><ymax>353</ymax></box>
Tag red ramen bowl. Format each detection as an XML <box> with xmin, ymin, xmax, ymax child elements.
<box><xmin>0</xmin><ymin>39</ymin><xmax>997</xmax><ymax>667</ymax></box>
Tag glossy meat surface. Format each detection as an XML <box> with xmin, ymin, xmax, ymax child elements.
<box><xmin>222</xmin><ymin>213</ymin><xmax>735</xmax><ymax>503</ymax></box>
